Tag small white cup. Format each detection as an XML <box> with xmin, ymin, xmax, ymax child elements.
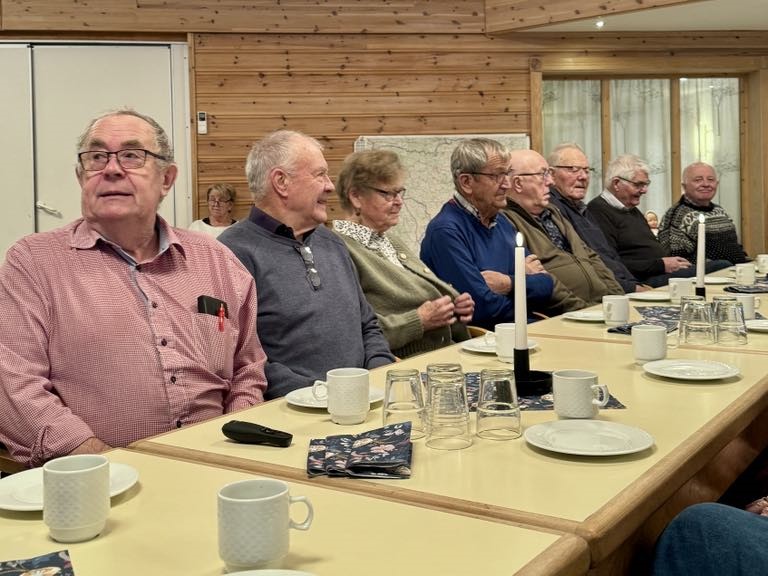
<box><xmin>43</xmin><ymin>454</ymin><xmax>110</xmax><ymax>543</ymax></box>
<box><xmin>218</xmin><ymin>478</ymin><xmax>313</xmax><ymax>572</ymax></box>
<box><xmin>735</xmin><ymin>263</ymin><xmax>756</xmax><ymax>285</ymax></box>
<box><xmin>631</xmin><ymin>324</ymin><xmax>676</xmax><ymax>364</ymax></box>
<box><xmin>668</xmin><ymin>278</ymin><xmax>695</xmax><ymax>304</ymax></box>
<box><xmin>312</xmin><ymin>367</ymin><xmax>370</xmax><ymax>425</ymax></box>
<box><xmin>553</xmin><ymin>370</ymin><xmax>609</xmax><ymax>419</ymax></box>
<box><xmin>756</xmin><ymin>254</ymin><xmax>768</xmax><ymax>274</ymax></box>
<box><xmin>602</xmin><ymin>295</ymin><xmax>630</xmax><ymax>326</ymax></box>
<box><xmin>734</xmin><ymin>294</ymin><xmax>762</xmax><ymax>320</ymax></box>
<box><xmin>494</xmin><ymin>322</ymin><xmax>516</xmax><ymax>363</ymax></box>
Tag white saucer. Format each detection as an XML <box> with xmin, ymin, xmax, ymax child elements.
<box><xmin>629</xmin><ymin>291</ymin><xmax>671</xmax><ymax>302</ymax></box>
<box><xmin>704</xmin><ymin>276</ymin><xmax>732</xmax><ymax>285</ymax></box>
<box><xmin>285</xmin><ymin>386</ymin><xmax>385</xmax><ymax>409</ymax></box>
<box><xmin>524</xmin><ymin>420</ymin><xmax>654</xmax><ymax>457</ymax></box>
<box><xmin>0</xmin><ymin>462</ymin><xmax>139</xmax><ymax>512</ymax></box>
<box><xmin>227</xmin><ymin>571</ymin><xmax>316</xmax><ymax>576</ymax></box>
<box><xmin>745</xmin><ymin>319</ymin><xmax>768</xmax><ymax>332</ymax></box>
<box><xmin>642</xmin><ymin>359</ymin><xmax>740</xmax><ymax>381</ymax></box>
<box><xmin>461</xmin><ymin>336</ymin><xmax>538</xmax><ymax>354</ymax></box>
<box><xmin>562</xmin><ymin>310</ymin><xmax>605</xmax><ymax>322</ymax></box>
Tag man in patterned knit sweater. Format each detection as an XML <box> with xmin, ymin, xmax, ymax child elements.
<box><xmin>659</xmin><ymin>162</ymin><xmax>747</xmax><ymax>267</ymax></box>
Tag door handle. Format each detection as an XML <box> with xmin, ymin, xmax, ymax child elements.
<box><xmin>35</xmin><ymin>201</ymin><xmax>63</xmax><ymax>218</ymax></box>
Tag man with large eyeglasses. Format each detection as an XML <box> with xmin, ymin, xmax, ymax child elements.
<box><xmin>0</xmin><ymin>110</ymin><xmax>267</xmax><ymax>467</ymax></box>
<box><xmin>219</xmin><ymin>130</ymin><xmax>395</xmax><ymax>399</ymax></box>
<box><xmin>502</xmin><ymin>149</ymin><xmax>624</xmax><ymax>312</ymax></box>
<box><xmin>546</xmin><ymin>143</ymin><xmax>650</xmax><ymax>294</ymax></box>
<box><xmin>421</xmin><ymin>138</ymin><xmax>555</xmax><ymax>329</ymax></box>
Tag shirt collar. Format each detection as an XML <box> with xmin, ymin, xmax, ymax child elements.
<box><xmin>551</xmin><ymin>187</ymin><xmax>587</xmax><ymax>214</ymax></box>
<box><xmin>452</xmin><ymin>192</ymin><xmax>497</xmax><ymax>229</ymax></box>
<box><xmin>600</xmin><ymin>190</ymin><xmax>631</xmax><ymax>210</ymax></box>
<box><xmin>248</xmin><ymin>205</ymin><xmax>316</xmax><ymax>241</ymax></box>
<box><xmin>70</xmin><ymin>216</ymin><xmax>182</xmax><ymax>264</ymax></box>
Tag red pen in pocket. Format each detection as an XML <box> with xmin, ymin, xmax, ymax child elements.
<box><xmin>218</xmin><ymin>302</ymin><xmax>225</xmax><ymax>332</ymax></box>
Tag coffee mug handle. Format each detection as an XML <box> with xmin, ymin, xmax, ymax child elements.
<box><xmin>591</xmin><ymin>384</ymin><xmax>610</xmax><ymax>408</ymax></box>
<box><xmin>288</xmin><ymin>495</ymin><xmax>314</xmax><ymax>531</ymax></box>
<box><xmin>312</xmin><ymin>380</ymin><xmax>328</xmax><ymax>401</ymax></box>
<box><xmin>756</xmin><ymin>296</ymin><xmax>762</xmax><ymax>308</ymax></box>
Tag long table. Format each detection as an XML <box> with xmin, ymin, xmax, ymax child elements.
<box><xmin>131</xmin><ymin>337</ymin><xmax>768</xmax><ymax>574</ymax></box>
<box><xmin>0</xmin><ymin>449</ymin><xmax>589</xmax><ymax>576</ymax></box>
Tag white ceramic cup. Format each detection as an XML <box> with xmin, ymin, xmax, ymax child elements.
<box><xmin>734</xmin><ymin>294</ymin><xmax>762</xmax><ymax>320</ymax></box>
<box><xmin>43</xmin><ymin>454</ymin><xmax>110</xmax><ymax>543</ymax></box>
<box><xmin>494</xmin><ymin>322</ymin><xmax>516</xmax><ymax>363</ymax></box>
<box><xmin>735</xmin><ymin>263</ymin><xmax>756</xmax><ymax>285</ymax></box>
<box><xmin>668</xmin><ymin>278</ymin><xmax>695</xmax><ymax>304</ymax></box>
<box><xmin>552</xmin><ymin>370</ymin><xmax>610</xmax><ymax>419</ymax></box>
<box><xmin>756</xmin><ymin>254</ymin><xmax>768</xmax><ymax>274</ymax></box>
<box><xmin>602</xmin><ymin>295</ymin><xmax>630</xmax><ymax>326</ymax></box>
<box><xmin>631</xmin><ymin>324</ymin><xmax>676</xmax><ymax>364</ymax></box>
<box><xmin>218</xmin><ymin>478</ymin><xmax>313</xmax><ymax>572</ymax></box>
<box><xmin>312</xmin><ymin>367</ymin><xmax>370</xmax><ymax>425</ymax></box>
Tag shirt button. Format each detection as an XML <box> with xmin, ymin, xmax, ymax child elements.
<box><xmin>170</xmin><ymin>376</ymin><xmax>177</xmax><ymax>383</ymax></box>
<box><xmin>151</xmin><ymin>301</ymin><xmax>158</xmax><ymax>308</ymax></box>
<box><xmin>176</xmin><ymin>420</ymin><xmax>182</xmax><ymax>428</ymax></box>
<box><xmin>423</xmin><ymin>267</ymin><xmax>431</xmax><ymax>274</ymax></box>
<box><xmin>399</xmin><ymin>253</ymin><xmax>407</xmax><ymax>260</ymax></box>
<box><xmin>160</xmin><ymin>338</ymin><xmax>167</xmax><ymax>346</ymax></box>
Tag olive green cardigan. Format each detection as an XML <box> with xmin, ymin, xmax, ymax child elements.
<box><xmin>336</xmin><ymin>231</ymin><xmax>470</xmax><ymax>358</ymax></box>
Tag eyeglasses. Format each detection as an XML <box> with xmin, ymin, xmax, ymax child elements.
<box><xmin>208</xmin><ymin>197</ymin><xmax>233</xmax><ymax>206</ymax></box>
<box><xmin>617</xmin><ymin>176</ymin><xmax>651</xmax><ymax>189</ymax></box>
<box><xmin>468</xmin><ymin>170</ymin><xmax>514</xmax><ymax>184</ymax></box>
<box><xmin>516</xmin><ymin>169</ymin><xmax>552</xmax><ymax>181</ymax></box>
<box><xmin>369</xmin><ymin>186</ymin><xmax>406</xmax><ymax>202</ymax></box>
<box><xmin>553</xmin><ymin>165</ymin><xmax>595</xmax><ymax>175</ymax></box>
<box><xmin>78</xmin><ymin>148</ymin><xmax>168</xmax><ymax>171</ymax></box>
<box><xmin>295</xmin><ymin>245</ymin><xmax>321</xmax><ymax>290</ymax></box>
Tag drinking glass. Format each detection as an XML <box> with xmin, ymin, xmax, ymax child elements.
<box><xmin>425</xmin><ymin>363</ymin><xmax>462</xmax><ymax>404</ymax></box>
<box><xmin>476</xmin><ymin>368</ymin><xmax>521</xmax><ymax>440</ymax></box>
<box><xmin>425</xmin><ymin>372</ymin><xmax>472</xmax><ymax>450</ymax></box>
<box><xmin>678</xmin><ymin>296</ymin><xmax>715</xmax><ymax>345</ymax></box>
<box><xmin>383</xmin><ymin>369</ymin><xmax>426</xmax><ymax>439</ymax></box>
<box><xmin>713</xmin><ymin>297</ymin><xmax>748</xmax><ymax>346</ymax></box>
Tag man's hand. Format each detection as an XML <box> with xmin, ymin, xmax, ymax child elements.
<box><xmin>662</xmin><ymin>256</ymin><xmax>692</xmax><ymax>273</ymax></box>
<box><xmin>635</xmin><ymin>284</ymin><xmax>653</xmax><ymax>292</ymax></box>
<box><xmin>525</xmin><ymin>254</ymin><xmax>546</xmax><ymax>274</ymax></box>
<box><xmin>417</xmin><ymin>295</ymin><xmax>456</xmax><ymax>331</ymax></box>
<box><xmin>453</xmin><ymin>292</ymin><xmax>475</xmax><ymax>323</ymax></box>
<box><xmin>481</xmin><ymin>270</ymin><xmax>512</xmax><ymax>295</ymax></box>
<box><xmin>70</xmin><ymin>437</ymin><xmax>112</xmax><ymax>455</ymax></box>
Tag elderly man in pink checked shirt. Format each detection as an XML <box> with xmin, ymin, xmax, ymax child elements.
<box><xmin>0</xmin><ymin>110</ymin><xmax>268</xmax><ymax>467</ymax></box>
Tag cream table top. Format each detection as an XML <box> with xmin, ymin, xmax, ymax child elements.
<box><xmin>0</xmin><ymin>449</ymin><xmax>589</xmax><ymax>576</ymax></box>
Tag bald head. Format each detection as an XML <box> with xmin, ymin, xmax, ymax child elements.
<box><xmin>507</xmin><ymin>150</ymin><xmax>554</xmax><ymax>217</ymax></box>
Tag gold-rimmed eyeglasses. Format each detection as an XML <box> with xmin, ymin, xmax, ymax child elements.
<box><xmin>369</xmin><ymin>186</ymin><xmax>407</xmax><ymax>202</ymax></box>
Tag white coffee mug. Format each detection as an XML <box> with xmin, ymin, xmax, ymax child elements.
<box><xmin>756</xmin><ymin>254</ymin><xmax>768</xmax><ymax>274</ymax></box>
<box><xmin>312</xmin><ymin>367</ymin><xmax>370</xmax><ymax>425</ymax></box>
<box><xmin>43</xmin><ymin>454</ymin><xmax>110</xmax><ymax>543</ymax></box>
<box><xmin>218</xmin><ymin>478</ymin><xmax>313</xmax><ymax>572</ymax></box>
<box><xmin>735</xmin><ymin>263</ymin><xmax>756</xmax><ymax>285</ymax></box>
<box><xmin>552</xmin><ymin>370</ymin><xmax>609</xmax><ymax>419</ymax></box>
<box><xmin>734</xmin><ymin>294</ymin><xmax>762</xmax><ymax>321</ymax></box>
<box><xmin>668</xmin><ymin>278</ymin><xmax>695</xmax><ymax>304</ymax></box>
<box><xmin>494</xmin><ymin>322</ymin><xmax>516</xmax><ymax>363</ymax></box>
<box><xmin>602</xmin><ymin>295</ymin><xmax>630</xmax><ymax>326</ymax></box>
<box><xmin>631</xmin><ymin>324</ymin><xmax>676</xmax><ymax>364</ymax></box>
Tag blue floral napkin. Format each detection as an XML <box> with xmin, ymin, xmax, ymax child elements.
<box><xmin>307</xmin><ymin>422</ymin><xmax>412</xmax><ymax>479</ymax></box>
<box><xmin>607</xmin><ymin>305</ymin><xmax>681</xmax><ymax>335</ymax></box>
<box><xmin>724</xmin><ymin>283</ymin><xmax>768</xmax><ymax>294</ymax></box>
<box><xmin>0</xmin><ymin>550</ymin><xmax>74</xmax><ymax>575</ymax></box>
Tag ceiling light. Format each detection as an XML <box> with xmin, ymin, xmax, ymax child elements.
<box><xmin>595</xmin><ymin>20</ymin><xmax>605</xmax><ymax>29</ymax></box>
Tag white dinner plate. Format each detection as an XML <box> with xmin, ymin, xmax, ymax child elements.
<box><xmin>704</xmin><ymin>276</ymin><xmax>732</xmax><ymax>285</ymax></box>
<box><xmin>562</xmin><ymin>310</ymin><xmax>605</xmax><ymax>322</ymax></box>
<box><xmin>227</xmin><ymin>571</ymin><xmax>316</xmax><ymax>576</ymax></box>
<box><xmin>0</xmin><ymin>462</ymin><xmax>139</xmax><ymax>512</ymax></box>
<box><xmin>629</xmin><ymin>291</ymin><xmax>671</xmax><ymax>302</ymax></box>
<box><xmin>524</xmin><ymin>420</ymin><xmax>654</xmax><ymax>457</ymax></box>
<box><xmin>642</xmin><ymin>359</ymin><xmax>740</xmax><ymax>381</ymax></box>
<box><xmin>285</xmin><ymin>386</ymin><xmax>385</xmax><ymax>409</ymax></box>
<box><xmin>461</xmin><ymin>336</ymin><xmax>538</xmax><ymax>354</ymax></box>
<box><xmin>745</xmin><ymin>319</ymin><xmax>768</xmax><ymax>332</ymax></box>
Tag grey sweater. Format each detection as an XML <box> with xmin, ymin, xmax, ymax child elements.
<box><xmin>219</xmin><ymin>219</ymin><xmax>395</xmax><ymax>399</ymax></box>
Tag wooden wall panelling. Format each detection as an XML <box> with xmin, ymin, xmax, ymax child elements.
<box><xmin>669</xmin><ymin>78</ymin><xmax>681</xmax><ymax>205</ymax></box>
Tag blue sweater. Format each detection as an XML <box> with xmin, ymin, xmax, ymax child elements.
<box><xmin>420</xmin><ymin>200</ymin><xmax>554</xmax><ymax>329</ymax></box>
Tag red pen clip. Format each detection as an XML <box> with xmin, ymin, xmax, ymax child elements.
<box><xmin>218</xmin><ymin>302</ymin><xmax>225</xmax><ymax>332</ymax></box>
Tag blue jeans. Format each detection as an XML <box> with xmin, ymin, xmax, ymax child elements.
<box><xmin>653</xmin><ymin>503</ymin><xmax>768</xmax><ymax>575</ymax></box>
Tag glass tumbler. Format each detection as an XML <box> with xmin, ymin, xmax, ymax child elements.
<box><xmin>382</xmin><ymin>369</ymin><xmax>426</xmax><ymax>439</ymax></box>
<box><xmin>425</xmin><ymin>372</ymin><xmax>472</xmax><ymax>450</ymax></box>
<box><xmin>425</xmin><ymin>363</ymin><xmax>463</xmax><ymax>405</ymax></box>
<box><xmin>678</xmin><ymin>296</ymin><xmax>715</xmax><ymax>345</ymax></box>
<box><xmin>476</xmin><ymin>368</ymin><xmax>521</xmax><ymax>440</ymax></box>
<box><xmin>713</xmin><ymin>296</ymin><xmax>748</xmax><ymax>346</ymax></box>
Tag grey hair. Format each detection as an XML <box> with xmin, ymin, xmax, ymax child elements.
<box><xmin>682</xmin><ymin>161</ymin><xmax>717</xmax><ymax>182</ymax></box>
<box><xmin>206</xmin><ymin>182</ymin><xmax>237</xmax><ymax>202</ymax></box>
<box><xmin>604</xmin><ymin>154</ymin><xmax>650</xmax><ymax>189</ymax></box>
<box><xmin>335</xmin><ymin>149</ymin><xmax>404</xmax><ymax>212</ymax></box>
<box><xmin>245</xmin><ymin>130</ymin><xmax>323</xmax><ymax>201</ymax></box>
<box><xmin>76</xmin><ymin>109</ymin><xmax>174</xmax><ymax>176</ymax></box>
<box><xmin>450</xmin><ymin>138</ymin><xmax>510</xmax><ymax>194</ymax></box>
<box><xmin>546</xmin><ymin>142</ymin><xmax>586</xmax><ymax>167</ymax></box>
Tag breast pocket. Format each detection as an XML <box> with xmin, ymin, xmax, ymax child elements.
<box><xmin>192</xmin><ymin>313</ymin><xmax>236</xmax><ymax>379</ymax></box>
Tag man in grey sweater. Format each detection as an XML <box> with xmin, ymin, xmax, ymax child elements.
<box><xmin>219</xmin><ymin>130</ymin><xmax>395</xmax><ymax>399</ymax></box>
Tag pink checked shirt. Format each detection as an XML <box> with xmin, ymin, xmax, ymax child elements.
<box><xmin>0</xmin><ymin>217</ymin><xmax>267</xmax><ymax>466</ymax></box>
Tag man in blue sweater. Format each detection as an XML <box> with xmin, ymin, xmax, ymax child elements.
<box><xmin>219</xmin><ymin>130</ymin><xmax>394</xmax><ymax>399</ymax></box>
<box><xmin>421</xmin><ymin>138</ymin><xmax>555</xmax><ymax>330</ymax></box>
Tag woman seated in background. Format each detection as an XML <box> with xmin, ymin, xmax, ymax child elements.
<box><xmin>189</xmin><ymin>183</ymin><xmax>238</xmax><ymax>238</ymax></box>
<box><xmin>333</xmin><ymin>149</ymin><xmax>475</xmax><ymax>358</ymax></box>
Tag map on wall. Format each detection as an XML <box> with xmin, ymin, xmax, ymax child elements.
<box><xmin>355</xmin><ymin>134</ymin><xmax>530</xmax><ymax>256</ymax></box>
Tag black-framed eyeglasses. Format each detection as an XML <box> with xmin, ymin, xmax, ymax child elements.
<box><xmin>468</xmin><ymin>170</ymin><xmax>514</xmax><ymax>184</ymax></box>
<box><xmin>78</xmin><ymin>148</ymin><xmax>168</xmax><ymax>171</ymax></box>
<box><xmin>516</xmin><ymin>169</ymin><xmax>552</xmax><ymax>181</ymax></box>
<box><xmin>208</xmin><ymin>197</ymin><xmax>233</xmax><ymax>206</ymax></box>
<box><xmin>295</xmin><ymin>245</ymin><xmax>321</xmax><ymax>290</ymax></box>
<box><xmin>553</xmin><ymin>165</ymin><xmax>595</xmax><ymax>175</ymax></box>
<box><xmin>368</xmin><ymin>186</ymin><xmax>406</xmax><ymax>202</ymax></box>
<box><xmin>617</xmin><ymin>176</ymin><xmax>651</xmax><ymax>189</ymax></box>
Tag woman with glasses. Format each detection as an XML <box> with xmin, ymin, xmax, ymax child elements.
<box><xmin>189</xmin><ymin>183</ymin><xmax>238</xmax><ymax>238</ymax></box>
<box><xmin>333</xmin><ymin>150</ymin><xmax>475</xmax><ymax>358</ymax></box>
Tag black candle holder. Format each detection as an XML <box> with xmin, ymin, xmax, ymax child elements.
<box><xmin>513</xmin><ymin>348</ymin><xmax>553</xmax><ymax>396</ymax></box>
<box><xmin>695</xmin><ymin>285</ymin><xmax>706</xmax><ymax>298</ymax></box>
